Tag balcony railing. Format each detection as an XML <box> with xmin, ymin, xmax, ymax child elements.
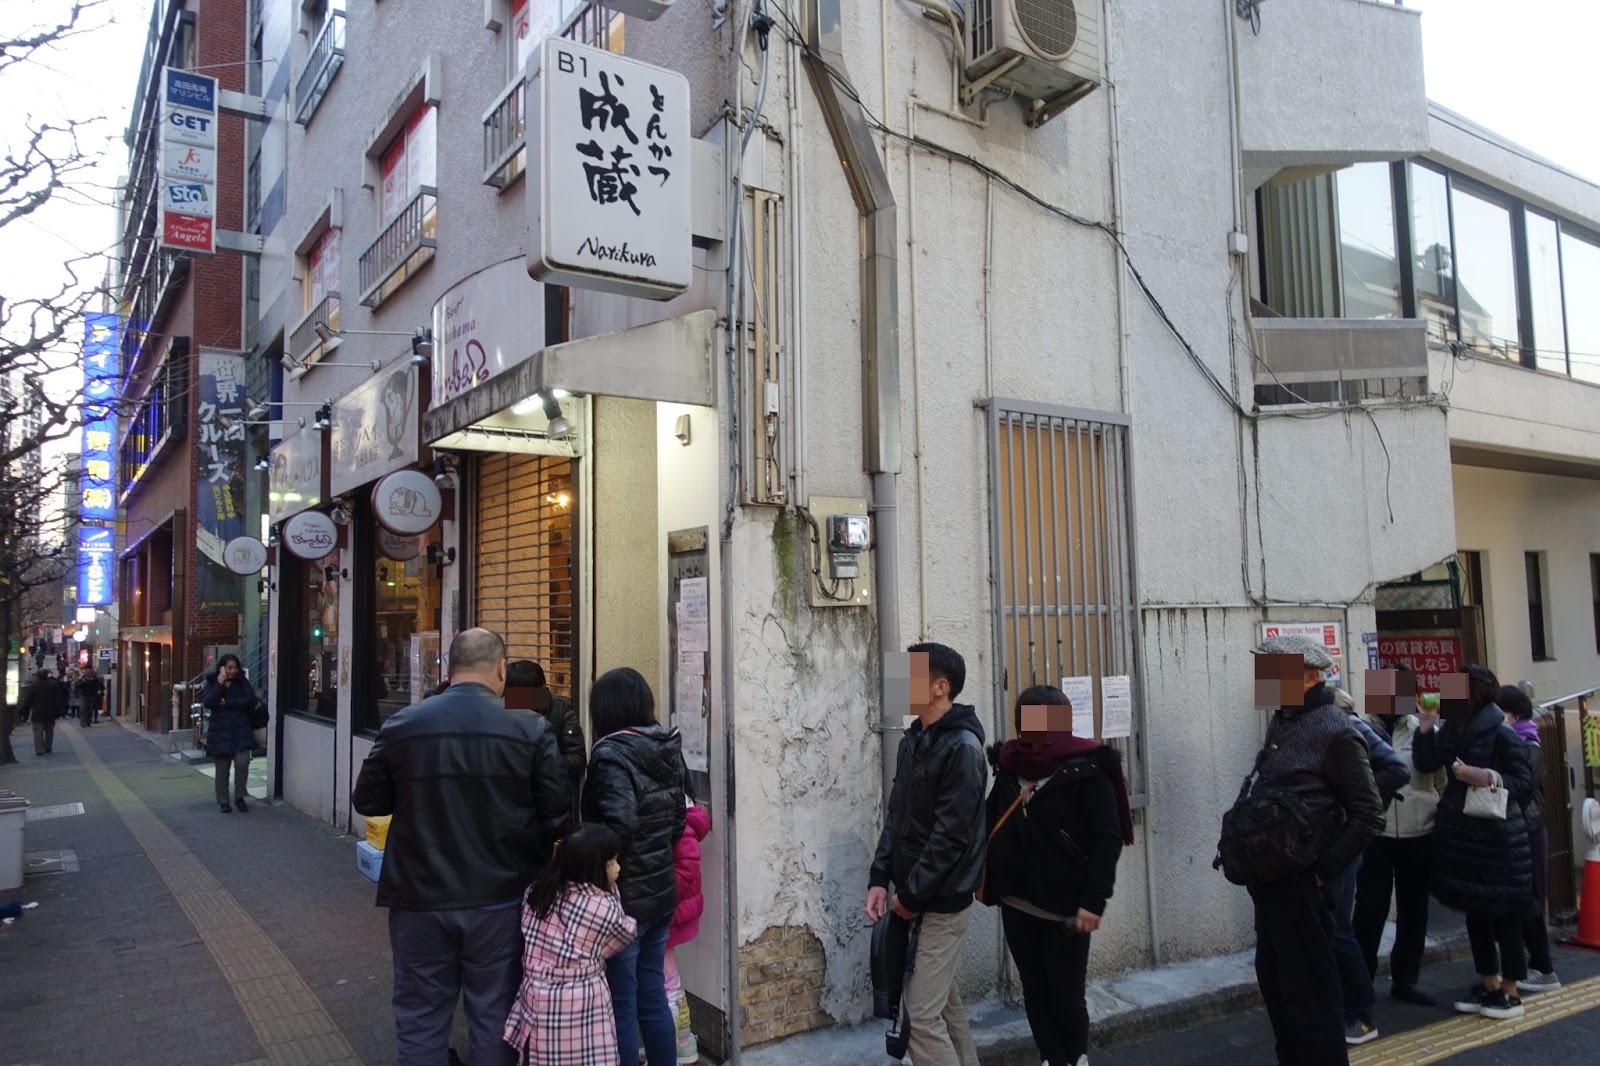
<box><xmin>358</xmin><ymin>188</ymin><xmax>437</xmax><ymax>308</ymax></box>
<box><xmin>295</xmin><ymin>10</ymin><xmax>346</xmax><ymax>125</ymax></box>
<box><xmin>289</xmin><ymin>293</ymin><xmax>342</xmax><ymax>370</ymax></box>
<box><xmin>483</xmin><ymin>76</ymin><xmax>526</xmax><ymax>189</ymax></box>
<box><xmin>1251</xmin><ymin>318</ymin><xmax>1430</xmax><ymax>405</ymax></box>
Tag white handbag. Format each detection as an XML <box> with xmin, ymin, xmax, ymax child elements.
<box><xmin>1463</xmin><ymin>768</ymin><xmax>1507</xmax><ymax>820</ymax></box>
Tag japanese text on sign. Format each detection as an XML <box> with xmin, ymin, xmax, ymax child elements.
<box><xmin>1376</xmin><ymin>635</ymin><xmax>1463</xmax><ymax>694</ymax></box>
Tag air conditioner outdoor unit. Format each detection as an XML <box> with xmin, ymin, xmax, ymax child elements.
<box><xmin>965</xmin><ymin>0</ymin><xmax>1102</xmax><ymax>125</ymax></box>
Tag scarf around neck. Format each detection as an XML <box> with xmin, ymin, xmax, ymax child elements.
<box><xmin>997</xmin><ymin>734</ymin><xmax>1136</xmax><ymax>845</ymax></box>
<box><xmin>1511</xmin><ymin>717</ymin><xmax>1540</xmax><ymax>744</ymax></box>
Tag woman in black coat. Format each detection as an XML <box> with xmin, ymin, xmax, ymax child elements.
<box><xmin>582</xmin><ymin>667</ymin><xmax>686</xmax><ymax>1066</ymax></box>
<box><xmin>979</xmin><ymin>685</ymin><xmax>1134</xmax><ymax>1066</ymax></box>
<box><xmin>1413</xmin><ymin>664</ymin><xmax>1533</xmax><ymax>1020</ymax></box>
<box><xmin>201</xmin><ymin>654</ymin><xmax>259</xmax><ymax>813</ymax></box>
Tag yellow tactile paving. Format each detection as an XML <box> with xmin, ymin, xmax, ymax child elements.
<box><xmin>63</xmin><ymin>728</ymin><xmax>363</xmax><ymax>1066</ymax></box>
<box><xmin>1349</xmin><ymin>974</ymin><xmax>1600</xmax><ymax>1065</ymax></box>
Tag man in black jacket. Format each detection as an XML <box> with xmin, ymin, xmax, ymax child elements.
<box><xmin>505</xmin><ymin>658</ymin><xmax>586</xmax><ymax>813</ymax></box>
<box><xmin>21</xmin><ymin>671</ymin><xmax>66</xmax><ymax>755</ymax></box>
<box><xmin>865</xmin><ymin>643</ymin><xmax>987</xmax><ymax>1066</ymax></box>
<box><xmin>1246</xmin><ymin>635</ymin><xmax>1385</xmax><ymax>1066</ymax></box>
<box><xmin>352</xmin><ymin>628</ymin><xmax>572</xmax><ymax>1066</ymax></box>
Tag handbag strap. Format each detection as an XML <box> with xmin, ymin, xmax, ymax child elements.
<box><xmin>975</xmin><ymin>785</ymin><xmax>1031</xmax><ymax>904</ymax></box>
<box><xmin>1234</xmin><ymin>722</ymin><xmax>1279</xmax><ymax>803</ymax></box>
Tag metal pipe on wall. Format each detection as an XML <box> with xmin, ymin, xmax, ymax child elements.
<box><xmin>802</xmin><ymin>0</ymin><xmax>904</xmax><ymax>810</ymax></box>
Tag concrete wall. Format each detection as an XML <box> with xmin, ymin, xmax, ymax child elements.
<box><xmin>592</xmin><ymin>396</ymin><xmax>661</xmax><ymax>689</ymax></box>
<box><xmin>1452</xmin><ymin>464</ymin><xmax>1600</xmax><ymax>700</ymax></box>
<box><xmin>282</xmin><ymin>713</ymin><xmax>336</xmax><ymax>822</ymax></box>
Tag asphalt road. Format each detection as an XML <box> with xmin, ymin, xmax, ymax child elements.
<box><xmin>1093</xmin><ymin>939</ymin><xmax>1600</xmax><ymax>1065</ymax></box>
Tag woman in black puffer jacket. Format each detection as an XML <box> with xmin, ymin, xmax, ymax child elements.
<box><xmin>979</xmin><ymin>685</ymin><xmax>1134</xmax><ymax>1066</ymax></box>
<box><xmin>1413</xmin><ymin>665</ymin><xmax>1533</xmax><ymax>1021</ymax></box>
<box><xmin>201</xmin><ymin>654</ymin><xmax>259</xmax><ymax>814</ymax></box>
<box><xmin>582</xmin><ymin>667</ymin><xmax>686</xmax><ymax>1066</ymax></box>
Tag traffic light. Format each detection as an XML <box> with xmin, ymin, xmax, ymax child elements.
<box><xmin>312</xmin><ymin>624</ymin><xmax>323</xmax><ymax>639</ymax></box>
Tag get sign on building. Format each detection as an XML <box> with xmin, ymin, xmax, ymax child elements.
<box><xmin>528</xmin><ymin>37</ymin><xmax>691</xmax><ymax>300</ymax></box>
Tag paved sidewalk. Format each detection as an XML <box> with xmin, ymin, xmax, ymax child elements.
<box><xmin>0</xmin><ymin>719</ymin><xmax>396</xmax><ymax>1065</ymax></box>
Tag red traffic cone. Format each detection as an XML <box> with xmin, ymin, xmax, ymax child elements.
<box><xmin>1562</xmin><ymin>798</ymin><xmax>1600</xmax><ymax>952</ymax></box>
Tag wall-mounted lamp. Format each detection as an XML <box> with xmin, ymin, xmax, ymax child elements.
<box><xmin>426</xmin><ymin>544</ymin><xmax>456</xmax><ymax>568</ymax></box>
<box><xmin>410</xmin><ymin>328</ymin><xmax>433</xmax><ymax>367</ymax></box>
<box><xmin>311</xmin><ymin>402</ymin><xmax>333</xmax><ymax>431</ymax></box>
<box><xmin>324</xmin><ymin>563</ymin><xmax>349</xmax><ymax>582</ymax></box>
<box><xmin>433</xmin><ymin>453</ymin><xmax>458</xmax><ymax>488</ymax></box>
<box><xmin>329</xmin><ymin>501</ymin><xmax>354</xmax><ymax>525</ymax></box>
<box><xmin>541</xmin><ymin>391</ymin><xmax>572</xmax><ymax>436</ymax></box>
<box><xmin>244</xmin><ymin>397</ymin><xmax>327</xmax><ymax>424</ymax></box>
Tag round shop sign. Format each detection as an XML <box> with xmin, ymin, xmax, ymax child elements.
<box><xmin>222</xmin><ymin>535</ymin><xmax>269</xmax><ymax>575</ymax></box>
<box><xmin>372</xmin><ymin>469</ymin><xmax>442</xmax><ymax>536</ymax></box>
<box><xmin>379</xmin><ymin>528</ymin><xmax>422</xmax><ymax>561</ymax></box>
<box><xmin>282</xmin><ymin>510</ymin><xmax>339</xmax><ymax>560</ymax></box>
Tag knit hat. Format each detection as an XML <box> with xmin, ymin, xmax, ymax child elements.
<box><xmin>1251</xmin><ymin>634</ymin><xmax>1335</xmax><ymax>671</ymax></box>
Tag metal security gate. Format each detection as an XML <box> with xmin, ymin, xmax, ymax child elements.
<box><xmin>474</xmin><ymin>453</ymin><xmax>577</xmax><ymax>699</ymax></box>
<box><xmin>985</xmin><ymin>400</ymin><xmax>1145</xmax><ymax>799</ymax></box>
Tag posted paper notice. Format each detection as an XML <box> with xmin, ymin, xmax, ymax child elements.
<box><xmin>1101</xmin><ymin>675</ymin><xmax>1133</xmax><ymax>739</ymax></box>
<box><xmin>1060</xmin><ymin>676</ymin><xmax>1096</xmax><ymax>738</ymax></box>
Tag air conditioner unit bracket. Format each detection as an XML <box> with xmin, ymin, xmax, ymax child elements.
<box><xmin>1026</xmin><ymin>80</ymin><xmax>1098</xmax><ymax>129</ymax></box>
<box><xmin>961</xmin><ymin>55</ymin><xmax>1026</xmax><ymax>105</ymax></box>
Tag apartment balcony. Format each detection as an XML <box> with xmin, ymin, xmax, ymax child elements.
<box><xmin>358</xmin><ymin>188</ymin><xmax>437</xmax><ymax>308</ymax></box>
<box><xmin>483</xmin><ymin>76</ymin><xmax>526</xmax><ymax>189</ymax></box>
<box><xmin>295</xmin><ymin>10</ymin><xmax>346</xmax><ymax>125</ymax></box>
<box><xmin>1435</xmin><ymin>348</ymin><xmax>1600</xmax><ymax>475</ymax></box>
<box><xmin>289</xmin><ymin>293</ymin><xmax>341</xmax><ymax>371</ymax></box>
<box><xmin>1252</xmin><ymin>318</ymin><xmax>1429</xmax><ymax>405</ymax></box>
<box><xmin>1235</xmin><ymin>0</ymin><xmax>1427</xmax><ymax>191</ymax></box>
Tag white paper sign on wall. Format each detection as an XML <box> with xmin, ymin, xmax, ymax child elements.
<box><xmin>529</xmin><ymin>37</ymin><xmax>691</xmax><ymax>300</ymax></box>
<box><xmin>282</xmin><ymin>511</ymin><xmax>339</xmax><ymax>560</ymax></box>
<box><xmin>372</xmin><ymin>469</ymin><xmax>443</xmax><ymax>536</ymax></box>
<box><xmin>222</xmin><ymin>536</ymin><xmax>270</xmax><ymax>575</ymax></box>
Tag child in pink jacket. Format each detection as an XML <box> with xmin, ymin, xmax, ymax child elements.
<box><xmin>665</xmin><ymin>789</ymin><xmax>712</xmax><ymax>1064</ymax></box>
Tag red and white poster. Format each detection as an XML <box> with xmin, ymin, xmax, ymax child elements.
<box><xmin>162</xmin><ymin>212</ymin><xmax>214</xmax><ymax>252</ymax></box>
<box><xmin>1376</xmin><ymin>635</ymin><xmax>1463</xmax><ymax>694</ymax></box>
<box><xmin>379</xmin><ymin>105</ymin><xmax>437</xmax><ymax>223</ymax></box>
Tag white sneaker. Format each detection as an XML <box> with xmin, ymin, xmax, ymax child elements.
<box><xmin>1521</xmin><ymin>969</ymin><xmax>1561</xmax><ymax>993</ymax></box>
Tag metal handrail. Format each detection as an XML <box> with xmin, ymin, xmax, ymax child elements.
<box><xmin>482</xmin><ymin>75</ymin><xmax>526</xmax><ymax>189</ymax></box>
<box><xmin>290</xmin><ymin>292</ymin><xmax>341</xmax><ymax>365</ymax></box>
<box><xmin>295</xmin><ymin>10</ymin><xmax>346</xmax><ymax>125</ymax></box>
<box><xmin>1537</xmin><ymin>685</ymin><xmax>1600</xmax><ymax>712</ymax></box>
<box><xmin>358</xmin><ymin>186</ymin><xmax>437</xmax><ymax>307</ymax></box>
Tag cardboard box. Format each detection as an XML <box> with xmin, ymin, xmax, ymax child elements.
<box><xmin>356</xmin><ymin>840</ymin><xmax>384</xmax><ymax>882</ymax></box>
<box><xmin>365</xmin><ymin>815</ymin><xmax>391</xmax><ymax>850</ymax></box>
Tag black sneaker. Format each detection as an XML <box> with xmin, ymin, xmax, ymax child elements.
<box><xmin>1520</xmin><ymin>969</ymin><xmax>1561</xmax><ymax>993</ymax></box>
<box><xmin>1344</xmin><ymin>1019</ymin><xmax>1379</xmax><ymax>1046</ymax></box>
<box><xmin>1481</xmin><ymin>989</ymin><xmax>1525</xmax><ymax>1020</ymax></box>
<box><xmin>220</xmin><ymin>802</ymin><xmax>233</xmax><ymax>813</ymax></box>
<box><xmin>234</xmin><ymin>797</ymin><xmax>249</xmax><ymax>812</ymax></box>
<box><xmin>1391</xmin><ymin>984</ymin><xmax>1438</xmax><ymax>1007</ymax></box>
<box><xmin>1453</xmin><ymin>984</ymin><xmax>1492</xmax><ymax>1014</ymax></box>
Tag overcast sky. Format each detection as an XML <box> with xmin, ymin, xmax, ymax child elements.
<box><xmin>0</xmin><ymin>0</ymin><xmax>1594</xmax><ymax>408</ymax></box>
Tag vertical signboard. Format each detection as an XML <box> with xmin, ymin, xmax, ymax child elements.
<box><xmin>77</xmin><ymin>527</ymin><xmax>114</xmax><ymax>607</ymax></box>
<box><xmin>529</xmin><ymin>37</ymin><xmax>691</xmax><ymax>299</ymax></box>
<box><xmin>196</xmin><ymin>352</ymin><xmax>246</xmax><ymax>614</ymax></box>
<box><xmin>80</xmin><ymin>313</ymin><xmax>120</xmax><ymax>522</ymax></box>
<box><xmin>160</xmin><ymin>68</ymin><xmax>218</xmax><ymax>253</ymax></box>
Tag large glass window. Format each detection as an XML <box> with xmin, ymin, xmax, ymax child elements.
<box><xmin>285</xmin><ymin>554</ymin><xmax>339</xmax><ymax>719</ymax></box>
<box><xmin>1408</xmin><ymin>164</ymin><xmax>1455</xmax><ymax>345</ymax></box>
<box><xmin>360</xmin><ymin>528</ymin><xmax>443</xmax><ymax>732</ymax></box>
<box><xmin>1561</xmin><ymin>229</ymin><xmax>1600</xmax><ymax>384</ymax></box>
<box><xmin>1525</xmin><ymin>212</ymin><xmax>1567</xmax><ymax>374</ymax></box>
<box><xmin>1335</xmin><ymin>162</ymin><xmax>1402</xmax><ymax>319</ymax></box>
<box><xmin>1451</xmin><ymin>188</ymin><xmax>1520</xmax><ymax>360</ymax></box>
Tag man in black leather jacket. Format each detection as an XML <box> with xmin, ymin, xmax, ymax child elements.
<box><xmin>865</xmin><ymin>642</ymin><xmax>987</xmax><ymax>1066</ymax></box>
<box><xmin>352</xmin><ymin>628</ymin><xmax>572</xmax><ymax>1066</ymax></box>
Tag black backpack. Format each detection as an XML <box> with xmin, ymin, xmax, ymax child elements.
<box><xmin>1213</xmin><ymin>729</ymin><xmax>1341</xmax><ymax>886</ymax></box>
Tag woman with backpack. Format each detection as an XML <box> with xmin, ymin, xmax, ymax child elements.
<box><xmin>977</xmin><ymin>685</ymin><xmax>1133</xmax><ymax>1066</ymax></box>
<box><xmin>1413</xmin><ymin>664</ymin><xmax>1534</xmax><ymax>1020</ymax></box>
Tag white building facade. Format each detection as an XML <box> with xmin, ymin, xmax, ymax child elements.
<box><xmin>241</xmin><ymin>0</ymin><xmax>1597</xmax><ymax>1057</ymax></box>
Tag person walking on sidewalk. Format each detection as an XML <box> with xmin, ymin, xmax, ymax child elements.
<box><xmin>1413</xmin><ymin>665</ymin><xmax>1535</xmax><ymax>1021</ymax></box>
<box><xmin>583</xmin><ymin>667</ymin><xmax>687</xmax><ymax>1066</ymax></box>
<box><xmin>1221</xmin><ymin>635</ymin><xmax>1384</xmax><ymax>1066</ymax></box>
<box><xmin>78</xmin><ymin>668</ymin><xmax>105</xmax><ymax>725</ymax></box>
<box><xmin>201</xmin><ymin>655</ymin><xmax>259</xmax><ymax>813</ymax></box>
<box><xmin>1329</xmin><ymin>686</ymin><xmax>1409</xmax><ymax>1046</ymax></box>
<box><xmin>20</xmin><ymin>670</ymin><xmax>65</xmax><ymax>755</ymax></box>
<box><xmin>1497</xmin><ymin>684</ymin><xmax>1560</xmax><ymax>994</ymax></box>
<box><xmin>353</xmin><ymin>628</ymin><xmax>574</xmax><ymax>1066</ymax></box>
<box><xmin>1353</xmin><ymin>665</ymin><xmax>1448</xmax><ymax>1007</ymax></box>
<box><xmin>865</xmin><ymin>643</ymin><xmax>988</xmax><ymax>1066</ymax></box>
<box><xmin>978</xmin><ymin>685</ymin><xmax>1133</xmax><ymax>1066</ymax></box>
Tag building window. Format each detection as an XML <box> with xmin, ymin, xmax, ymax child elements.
<box><xmin>986</xmin><ymin>401</ymin><xmax>1144</xmax><ymax>801</ymax></box>
<box><xmin>1525</xmin><ymin>212</ymin><xmax>1567</xmax><ymax>375</ymax></box>
<box><xmin>360</xmin><ymin>105</ymin><xmax>438</xmax><ymax>307</ymax></box>
<box><xmin>358</xmin><ymin>516</ymin><xmax>444</xmax><ymax>734</ymax></box>
<box><xmin>1458</xmin><ymin>550</ymin><xmax>1485</xmax><ymax>608</ymax></box>
<box><xmin>1525</xmin><ymin>551</ymin><xmax>1550</xmax><ymax>661</ymax></box>
<box><xmin>1450</xmin><ymin>187</ymin><xmax>1521</xmax><ymax>361</ymax></box>
<box><xmin>1561</xmin><ymin>228</ymin><xmax>1600</xmax><ymax>385</ymax></box>
<box><xmin>285</xmin><ymin>554</ymin><xmax>339</xmax><ymax>719</ymax></box>
<box><xmin>1408</xmin><ymin>163</ymin><xmax>1456</xmax><ymax>346</ymax></box>
<box><xmin>1335</xmin><ymin>162</ymin><xmax>1403</xmax><ymax>320</ymax></box>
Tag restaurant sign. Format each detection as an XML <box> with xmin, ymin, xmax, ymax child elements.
<box><xmin>330</xmin><ymin>364</ymin><xmax>419</xmax><ymax>497</ymax></box>
<box><xmin>431</xmin><ymin>257</ymin><xmax>543</xmax><ymax>407</ymax></box>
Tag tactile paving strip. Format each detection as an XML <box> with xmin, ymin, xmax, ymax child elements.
<box><xmin>1349</xmin><ymin>975</ymin><xmax>1600</xmax><ymax>1065</ymax></box>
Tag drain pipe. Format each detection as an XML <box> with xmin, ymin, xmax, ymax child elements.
<box><xmin>802</xmin><ymin>0</ymin><xmax>903</xmax><ymax>810</ymax></box>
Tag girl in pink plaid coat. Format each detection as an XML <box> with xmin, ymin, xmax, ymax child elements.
<box><xmin>505</xmin><ymin>825</ymin><xmax>638</xmax><ymax>1066</ymax></box>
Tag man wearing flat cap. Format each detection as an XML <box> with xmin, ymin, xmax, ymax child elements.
<box><xmin>1239</xmin><ymin>634</ymin><xmax>1384</xmax><ymax>1066</ymax></box>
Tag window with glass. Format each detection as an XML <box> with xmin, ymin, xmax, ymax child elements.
<box><xmin>380</xmin><ymin>105</ymin><xmax>437</xmax><ymax>223</ymax></box>
<box><xmin>306</xmin><ymin>227</ymin><xmax>341</xmax><ymax>311</ymax></box>
<box><xmin>1408</xmin><ymin>163</ymin><xmax>1455</xmax><ymax>345</ymax></box>
<box><xmin>359</xmin><ymin>525</ymin><xmax>444</xmax><ymax>732</ymax></box>
<box><xmin>1525</xmin><ymin>212</ymin><xmax>1567</xmax><ymax>375</ymax></box>
<box><xmin>284</xmin><ymin>554</ymin><xmax>339</xmax><ymax>720</ymax></box>
<box><xmin>1450</xmin><ymin>187</ymin><xmax>1520</xmax><ymax>360</ymax></box>
<box><xmin>1335</xmin><ymin>162</ymin><xmax>1402</xmax><ymax>319</ymax></box>
<box><xmin>1562</xmin><ymin>229</ymin><xmax>1600</xmax><ymax>384</ymax></box>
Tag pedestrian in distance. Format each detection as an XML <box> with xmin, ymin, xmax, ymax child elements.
<box><xmin>1329</xmin><ymin>685</ymin><xmax>1410</xmax><ymax>1046</ymax></box>
<box><xmin>353</xmin><ymin>628</ymin><xmax>574</xmax><ymax>1066</ymax></box>
<box><xmin>502</xmin><ymin>823</ymin><xmax>638</xmax><ymax>1066</ymax></box>
<box><xmin>1412</xmin><ymin>665</ymin><xmax>1535</xmax><ymax>1020</ymax></box>
<box><xmin>20</xmin><ymin>670</ymin><xmax>65</xmax><ymax>755</ymax></box>
<box><xmin>665</xmin><ymin>775</ymin><xmax>712</xmax><ymax>1065</ymax></box>
<box><xmin>506</xmin><ymin>658</ymin><xmax>589</xmax><ymax>814</ymax></box>
<box><xmin>582</xmin><ymin>666</ymin><xmax>687</xmax><ymax>1066</ymax></box>
<box><xmin>201</xmin><ymin>654</ymin><xmax>259</xmax><ymax>813</ymax></box>
<box><xmin>1496</xmin><ymin>684</ymin><xmax>1560</xmax><ymax>994</ymax></box>
<box><xmin>78</xmin><ymin>668</ymin><xmax>105</xmax><ymax>725</ymax></box>
<box><xmin>977</xmin><ymin>684</ymin><xmax>1133</xmax><ymax>1066</ymax></box>
<box><xmin>1353</xmin><ymin>664</ymin><xmax>1448</xmax><ymax>1007</ymax></box>
<box><xmin>64</xmin><ymin>666</ymin><xmax>80</xmax><ymax>724</ymax></box>
<box><xmin>865</xmin><ymin>642</ymin><xmax>988</xmax><ymax>1066</ymax></box>
<box><xmin>1215</xmin><ymin>635</ymin><xmax>1384</xmax><ymax>1066</ymax></box>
